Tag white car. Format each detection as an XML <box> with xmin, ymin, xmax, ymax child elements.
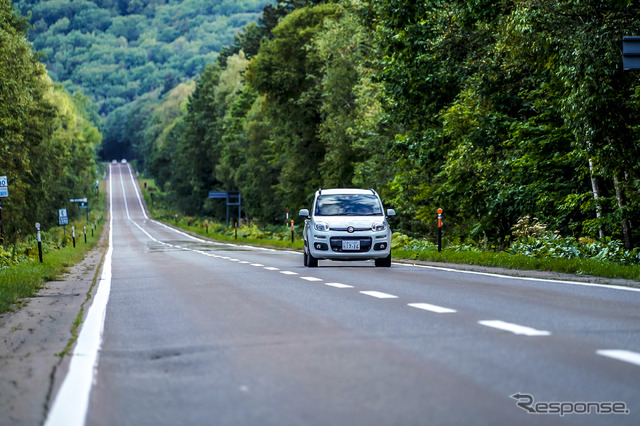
<box><xmin>299</xmin><ymin>188</ymin><xmax>395</xmax><ymax>267</ymax></box>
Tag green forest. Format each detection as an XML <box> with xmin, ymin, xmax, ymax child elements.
<box><xmin>1</xmin><ymin>0</ymin><xmax>100</xmax><ymax>241</ymax></box>
<box><xmin>4</xmin><ymin>0</ymin><xmax>640</xmax><ymax>258</ymax></box>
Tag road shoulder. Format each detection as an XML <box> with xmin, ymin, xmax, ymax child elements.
<box><xmin>0</xmin><ymin>231</ymin><xmax>108</xmax><ymax>425</ymax></box>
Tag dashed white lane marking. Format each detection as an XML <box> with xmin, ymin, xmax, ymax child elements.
<box><xmin>280</xmin><ymin>271</ymin><xmax>298</xmax><ymax>275</ymax></box>
<box><xmin>478</xmin><ymin>320</ymin><xmax>550</xmax><ymax>336</ymax></box>
<box><xmin>360</xmin><ymin>291</ymin><xmax>398</xmax><ymax>299</ymax></box>
<box><xmin>300</xmin><ymin>277</ymin><xmax>323</xmax><ymax>282</ymax></box>
<box><xmin>250</xmin><ymin>263</ymin><xmax>264</xmax><ymax>267</ymax></box>
<box><xmin>408</xmin><ymin>303</ymin><xmax>456</xmax><ymax>313</ymax></box>
<box><xmin>596</xmin><ymin>350</ymin><xmax>640</xmax><ymax>367</ymax></box>
<box><xmin>238</xmin><ymin>261</ymin><xmax>250</xmax><ymax>264</ymax></box>
<box><xmin>325</xmin><ymin>283</ymin><xmax>353</xmax><ymax>288</ymax></box>
<box><xmin>264</xmin><ymin>267</ymin><xmax>279</xmax><ymax>271</ymax></box>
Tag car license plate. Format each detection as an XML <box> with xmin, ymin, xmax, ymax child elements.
<box><xmin>342</xmin><ymin>240</ymin><xmax>360</xmax><ymax>251</ymax></box>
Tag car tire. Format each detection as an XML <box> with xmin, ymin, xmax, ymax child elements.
<box><xmin>307</xmin><ymin>251</ymin><xmax>318</xmax><ymax>268</ymax></box>
<box><xmin>375</xmin><ymin>253</ymin><xmax>391</xmax><ymax>268</ymax></box>
<box><xmin>303</xmin><ymin>249</ymin><xmax>308</xmax><ymax>267</ymax></box>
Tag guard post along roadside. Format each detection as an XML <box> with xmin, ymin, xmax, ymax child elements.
<box><xmin>437</xmin><ymin>208</ymin><xmax>443</xmax><ymax>252</ymax></box>
<box><xmin>36</xmin><ymin>222</ymin><xmax>43</xmax><ymax>263</ymax></box>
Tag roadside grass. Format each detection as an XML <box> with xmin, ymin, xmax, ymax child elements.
<box><xmin>0</xmin><ymin>186</ymin><xmax>106</xmax><ymax>315</ymax></box>
<box><xmin>137</xmin><ymin>177</ymin><xmax>639</xmax><ymax>283</ymax></box>
<box><xmin>393</xmin><ymin>248</ymin><xmax>640</xmax><ymax>282</ymax></box>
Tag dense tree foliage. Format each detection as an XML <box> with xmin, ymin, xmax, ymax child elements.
<box><xmin>364</xmin><ymin>0</ymin><xmax>640</xmax><ymax>246</ymax></box>
<box><xmin>1</xmin><ymin>0</ymin><xmax>101</xmax><ymax>241</ymax></box>
<box><xmin>138</xmin><ymin>0</ymin><xmax>640</xmax><ymax>249</ymax></box>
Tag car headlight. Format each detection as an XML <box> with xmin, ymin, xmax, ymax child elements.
<box><xmin>372</xmin><ymin>223</ymin><xmax>386</xmax><ymax>232</ymax></box>
<box><xmin>314</xmin><ymin>222</ymin><xmax>330</xmax><ymax>232</ymax></box>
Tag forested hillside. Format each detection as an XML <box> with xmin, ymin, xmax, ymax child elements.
<box><xmin>1</xmin><ymin>0</ymin><xmax>100</xmax><ymax>240</ymax></box>
<box><xmin>134</xmin><ymin>0</ymin><xmax>640</xmax><ymax>250</ymax></box>
<box><xmin>15</xmin><ymin>0</ymin><xmax>271</xmax><ymax>116</ymax></box>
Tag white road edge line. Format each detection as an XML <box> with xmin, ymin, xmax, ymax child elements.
<box><xmin>479</xmin><ymin>320</ymin><xmax>551</xmax><ymax>336</ymax></box>
<box><xmin>360</xmin><ymin>291</ymin><xmax>398</xmax><ymax>299</ymax></box>
<box><xmin>399</xmin><ymin>263</ymin><xmax>640</xmax><ymax>293</ymax></box>
<box><xmin>45</xmin><ymin>165</ymin><xmax>115</xmax><ymax>426</ymax></box>
<box><xmin>596</xmin><ymin>349</ymin><xmax>640</xmax><ymax>367</ymax></box>
<box><xmin>408</xmin><ymin>303</ymin><xmax>456</xmax><ymax>313</ymax></box>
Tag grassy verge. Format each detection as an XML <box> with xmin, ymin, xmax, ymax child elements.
<box><xmin>137</xmin><ymin>177</ymin><xmax>639</xmax><ymax>283</ymax></box>
<box><xmin>0</xmin><ymin>186</ymin><xmax>106</xmax><ymax>314</ymax></box>
<box><xmin>394</xmin><ymin>248</ymin><xmax>640</xmax><ymax>282</ymax></box>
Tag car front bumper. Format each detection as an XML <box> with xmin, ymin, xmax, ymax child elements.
<box><xmin>306</xmin><ymin>230</ymin><xmax>392</xmax><ymax>260</ymax></box>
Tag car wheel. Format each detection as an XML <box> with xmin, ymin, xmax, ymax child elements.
<box><xmin>303</xmin><ymin>249</ymin><xmax>308</xmax><ymax>267</ymax></box>
<box><xmin>307</xmin><ymin>251</ymin><xmax>318</xmax><ymax>267</ymax></box>
<box><xmin>375</xmin><ymin>253</ymin><xmax>391</xmax><ymax>268</ymax></box>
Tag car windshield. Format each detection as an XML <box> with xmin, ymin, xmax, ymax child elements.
<box><xmin>315</xmin><ymin>194</ymin><xmax>383</xmax><ymax>216</ymax></box>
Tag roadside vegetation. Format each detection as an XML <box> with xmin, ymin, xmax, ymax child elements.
<box><xmin>0</xmin><ymin>186</ymin><xmax>106</xmax><ymax>314</ymax></box>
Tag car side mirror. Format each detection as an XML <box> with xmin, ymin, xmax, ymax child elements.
<box><xmin>299</xmin><ymin>209</ymin><xmax>309</xmax><ymax>218</ymax></box>
<box><xmin>387</xmin><ymin>209</ymin><xmax>396</xmax><ymax>217</ymax></box>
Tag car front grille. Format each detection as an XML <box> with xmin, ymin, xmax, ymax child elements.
<box><xmin>329</xmin><ymin>236</ymin><xmax>372</xmax><ymax>252</ymax></box>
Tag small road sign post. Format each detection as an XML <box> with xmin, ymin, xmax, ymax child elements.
<box><xmin>59</xmin><ymin>209</ymin><xmax>69</xmax><ymax>226</ymax></box>
<box><xmin>208</xmin><ymin>191</ymin><xmax>241</xmax><ymax>227</ymax></box>
<box><xmin>70</xmin><ymin>198</ymin><xmax>88</xmax><ymax>222</ymax></box>
<box><xmin>623</xmin><ymin>37</ymin><xmax>640</xmax><ymax>71</ymax></box>
<box><xmin>0</xmin><ymin>176</ymin><xmax>8</xmax><ymax>244</ymax></box>
<box><xmin>59</xmin><ymin>209</ymin><xmax>69</xmax><ymax>240</ymax></box>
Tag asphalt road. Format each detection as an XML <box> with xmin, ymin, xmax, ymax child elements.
<box><xmin>48</xmin><ymin>163</ymin><xmax>640</xmax><ymax>425</ymax></box>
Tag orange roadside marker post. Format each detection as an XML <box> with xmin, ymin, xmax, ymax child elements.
<box><xmin>437</xmin><ymin>208</ymin><xmax>443</xmax><ymax>252</ymax></box>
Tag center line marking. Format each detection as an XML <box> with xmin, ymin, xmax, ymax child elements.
<box><xmin>596</xmin><ymin>350</ymin><xmax>640</xmax><ymax>367</ymax></box>
<box><xmin>300</xmin><ymin>277</ymin><xmax>323</xmax><ymax>282</ymax></box>
<box><xmin>360</xmin><ymin>291</ymin><xmax>398</xmax><ymax>299</ymax></box>
<box><xmin>479</xmin><ymin>320</ymin><xmax>550</xmax><ymax>336</ymax></box>
<box><xmin>325</xmin><ymin>283</ymin><xmax>353</xmax><ymax>288</ymax></box>
<box><xmin>280</xmin><ymin>271</ymin><xmax>298</xmax><ymax>275</ymax></box>
<box><xmin>264</xmin><ymin>267</ymin><xmax>279</xmax><ymax>271</ymax></box>
<box><xmin>408</xmin><ymin>303</ymin><xmax>456</xmax><ymax>313</ymax></box>
<box><xmin>250</xmin><ymin>263</ymin><xmax>264</xmax><ymax>267</ymax></box>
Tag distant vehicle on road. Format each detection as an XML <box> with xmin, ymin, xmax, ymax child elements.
<box><xmin>112</xmin><ymin>159</ymin><xmax>117</xmax><ymax>164</ymax></box>
<box><xmin>121</xmin><ymin>159</ymin><xmax>127</xmax><ymax>164</ymax></box>
<box><xmin>299</xmin><ymin>188</ymin><xmax>395</xmax><ymax>267</ymax></box>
